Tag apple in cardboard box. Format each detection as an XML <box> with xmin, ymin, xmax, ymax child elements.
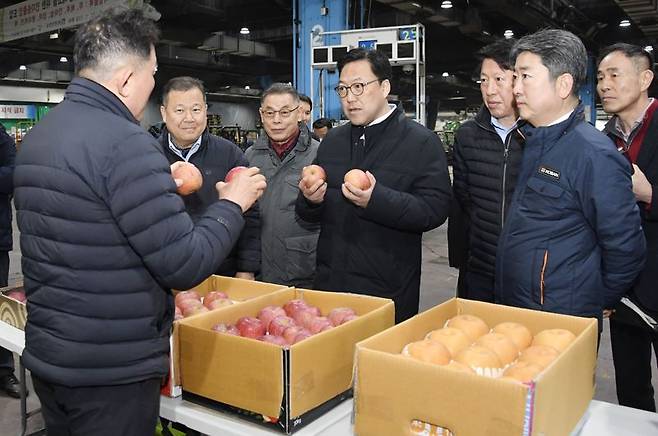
<box><xmin>212</xmin><ymin>323</ymin><xmax>240</xmax><ymax>336</ymax></box>
<box><xmin>328</xmin><ymin>307</ymin><xmax>356</xmax><ymax>326</ymax></box>
<box><xmin>268</xmin><ymin>315</ymin><xmax>296</xmax><ymax>337</ymax></box>
<box><xmin>175</xmin><ymin>290</ymin><xmax>201</xmax><ymax>306</ymax></box>
<box><xmin>236</xmin><ymin>316</ymin><xmax>266</xmax><ymax>339</ymax></box>
<box><xmin>258</xmin><ymin>305</ymin><xmax>287</xmax><ymax>330</ymax></box>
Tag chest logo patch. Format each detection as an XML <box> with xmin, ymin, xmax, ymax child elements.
<box><xmin>538</xmin><ymin>165</ymin><xmax>560</xmax><ymax>180</ymax></box>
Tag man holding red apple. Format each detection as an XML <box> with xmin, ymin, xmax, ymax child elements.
<box><xmin>297</xmin><ymin>48</ymin><xmax>452</xmax><ymax>323</ymax></box>
<box><xmin>159</xmin><ymin>76</ymin><xmax>261</xmax><ymax>281</ymax></box>
<box><xmin>245</xmin><ymin>83</ymin><xmax>321</xmax><ymax>287</ymax></box>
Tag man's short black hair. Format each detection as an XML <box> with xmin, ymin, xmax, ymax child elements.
<box><xmin>337</xmin><ymin>48</ymin><xmax>392</xmax><ymax>82</ymax></box>
<box><xmin>162</xmin><ymin>76</ymin><xmax>206</xmax><ymax>106</ymax></box>
<box><xmin>299</xmin><ymin>94</ymin><xmax>312</xmax><ymax>109</ymax></box>
<box><xmin>312</xmin><ymin>118</ymin><xmax>332</xmax><ymax>129</ymax></box>
<box><xmin>74</xmin><ymin>9</ymin><xmax>160</xmax><ymax>75</ymax></box>
<box><xmin>476</xmin><ymin>38</ymin><xmax>517</xmax><ymax>72</ymax></box>
<box><xmin>598</xmin><ymin>43</ymin><xmax>655</xmax><ymax>73</ymax></box>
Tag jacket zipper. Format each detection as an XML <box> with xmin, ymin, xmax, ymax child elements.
<box><xmin>501</xmin><ymin>134</ymin><xmax>512</xmax><ymax>228</ymax></box>
<box><xmin>540</xmin><ymin>250</ymin><xmax>548</xmax><ymax>305</ymax></box>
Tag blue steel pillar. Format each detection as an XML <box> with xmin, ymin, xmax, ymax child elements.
<box><xmin>295</xmin><ymin>0</ymin><xmax>348</xmax><ymax>122</ymax></box>
<box><xmin>579</xmin><ymin>55</ymin><xmax>597</xmax><ymax>124</ymax></box>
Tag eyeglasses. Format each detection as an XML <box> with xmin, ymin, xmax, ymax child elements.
<box><xmin>260</xmin><ymin>105</ymin><xmax>299</xmax><ymax>119</ymax></box>
<box><xmin>334</xmin><ymin>79</ymin><xmax>381</xmax><ymax>98</ymax></box>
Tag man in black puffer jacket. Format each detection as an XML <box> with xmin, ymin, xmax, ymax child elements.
<box><xmin>13</xmin><ymin>10</ymin><xmax>266</xmax><ymax>435</ymax></box>
<box><xmin>451</xmin><ymin>39</ymin><xmax>523</xmax><ymax>302</ymax></box>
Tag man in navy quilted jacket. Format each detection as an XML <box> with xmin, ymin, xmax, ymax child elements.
<box><xmin>495</xmin><ymin>29</ymin><xmax>645</xmax><ymax>324</ymax></box>
<box><xmin>13</xmin><ymin>10</ymin><xmax>266</xmax><ymax>435</ymax></box>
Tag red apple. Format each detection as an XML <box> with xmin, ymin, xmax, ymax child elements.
<box><xmin>258</xmin><ymin>305</ymin><xmax>287</xmax><ymax>330</ymax></box>
<box><xmin>301</xmin><ymin>165</ymin><xmax>326</xmax><ymax>188</ymax></box>
<box><xmin>268</xmin><ymin>316</ymin><xmax>296</xmax><ymax>336</ymax></box>
<box><xmin>203</xmin><ymin>291</ymin><xmax>229</xmax><ymax>309</ymax></box>
<box><xmin>328</xmin><ymin>307</ymin><xmax>356</xmax><ymax>326</ymax></box>
<box><xmin>340</xmin><ymin>314</ymin><xmax>359</xmax><ymax>324</ymax></box>
<box><xmin>182</xmin><ymin>304</ymin><xmax>209</xmax><ymax>317</ymax></box>
<box><xmin>212</xmin><ymin>323</ymin><xmax>240</xmax><ymax>336</ymax></box>
<box><xmin>236</xmin><ymin>316</ymin><xmax>266</xmax><ymax>339</ymax></box>
<box><xmin>260</xmin><ymin>335</ymin><xmax>288</xmax><ymax>347</ymax></box>
<box><xmin>6</xmin><ymin>289</ymin><xmax>26</xmax><ymax>303</ymax></box>
<box><xmin>292</xmin><ymin>330</ymin><xmax>313</xmax><ymax>344</ymax></box>
<box><xmin>282</xmin><ymin>325</ymin><xmax>307</xmax><ymax>344</ymax></box>
<box><xmin>292</xmin><ymin>309</ymin><xmax>317</xmax><ymax>329</ymax></box>
<box><xmin>306</xmin><ymin>306</ymin><xmax>322</xmax><ymax>317</ymax></box>
<box><xmin>308</xmin><ymin>316</ymin><xmax>332</xmax><ymax>334</ymax></box>
<box><xmin>344</xmin><ymin>169</ymin><xmax>371</xmax><ymax>190</ymax></box>
<box><xmin>177</xmin><ymin>298</ymin><xmax>203</xmax><ymax>313</ymax></box>
<box><xmin>283</xmin><ymin>299</ymin><xmax>309</xmax><ymax>317</ymax></box>
<box><xmin>175</xmin><ymin>290</ymin><xmax>201</xmax><ymax>306</ymax></box>
<box><xmin>207</xmin><ymin>298</ymin><xmax>233</xmax><ymax>310</ymax></box>
<box><xmin>225</xmin><ymin>166</ymin><xmax>247</xmax><ymax>182</ymax></box>
<box><xmin>174</xmin><ymin>305</ymin><xmax>184</xmax><ymax>321</ymax></box>
<box><xmin>172</xmin><ymin>162</ymin><xmax>203</xmax><ymax>195</ymax></box>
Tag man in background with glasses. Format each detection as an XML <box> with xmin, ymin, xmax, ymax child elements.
<box><xmin>598</xmin><ymin>43</ymin><xmax>658</xmax><ymax>412</ymax></box>
<box><xmin>245</xmin><ymin>83</ymin><xmax>320</xmax><ymax>287</ymax></box>
<box><xmin>296</xmin><ymin>48</ymin><xmax>451</xmax><ymax>323</ymax></box>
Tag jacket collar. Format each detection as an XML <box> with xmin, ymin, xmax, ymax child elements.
<box><xmin>520</xmin><ymin>103</ymin><xmax>584</xmax><ymax>146</ymax></box>
<box><xmin>253</xmin><ymin>123</ymin><xmax>313</xmax><ymax>152</ymax></box>
<box><xmin>65</xmin><ymin>77</ymin><xmax>139</xmax><ymax>125</ymax></box>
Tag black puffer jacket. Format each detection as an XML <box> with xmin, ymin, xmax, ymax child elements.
<box><xmin>0</xmin><ymin>125</ymin><xmax>15</xmax><ymax>252</ymax></box>
<box><xmin>15</xmin><ymin>78</ymin><xmax>245</xmax><ymax>387</ymax></box>
<box><xmin>452</xmin><ymin>106</ymin><xmax>523</xmax><ymax>279</ymax></box>
<box><xmin>159</xmin><ymin>127</ymin><xmax>260</xmax><ymax>276</ymax></box>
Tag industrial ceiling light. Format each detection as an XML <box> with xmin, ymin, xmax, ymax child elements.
<box><xmin>645</xmin><ymin>45</ymin><xmax>653</xmax><ymax>52</ymax></box>
<box><xmin>504</xmin><ymin>29</ymin><xmax>514</xmax><ymax>39</ymax></box>
<box><xmin>442</xmin><ymin>71</ymin><xmax>449</xmax><ymax>77</ymax></box>
<box><xmin>441</xmin><ymin>1</ymin><xmax>453</xmax><ymax>8</ymax></box>
<box><xmin>18</xmin><ymin>65</ymin><xmax>26</xmax><ymax>70</ymax></box>
<box><xmin>411</xmin><ymin>2</ymin><xmax>422</xmax><ymax>8</ymax></box>
<box><xmin>60</xmin><ymin>56</ymin><xmax>68</xmax><ymax>63</ymax></box>
<box><xmin>476</xmin><ymin>80</ymin><xmax>482</xmax><ymax>84</ymax></box>
<box><xmin>240</xmin><ymin>27</ymin><xmax>250</xmax><ymax>35</ymax></box>
<box><xmin>245</xmin><ymin>85</ymin><xmax>250</xmax><ymax>89</ymax></box>
<box><xmin>49</xmin><ymin>32</ymin><xmax>59</xmax><ymax>39</ymax></box>
<box><xmin>619</xmin><ymin>19</ymin><xmax>631</xmax><ymax>28</ymax></box>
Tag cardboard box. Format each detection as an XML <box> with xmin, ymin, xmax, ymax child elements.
<box><xmin>0</xmin><ymin>284</ymin><xmax>27</xmax><ymax>330</ymax></box>
<box><xmin>178</xmin><ymin>288</ymin><xmax>395</xmax><ymax>433</ymax></box>
<box><xmin>354</xmin><ymin>298</ymin><xmax>598</xmax><ymax>436</ymax></box>
<box><xmin>162</xmin><ymin>275</ymin><xmax>288</xmax><ymax>397</ymax></box>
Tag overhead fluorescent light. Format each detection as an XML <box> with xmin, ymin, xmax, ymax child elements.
<box><xmin>504</xmin><ymin>29</ymin><xmax>514</xmax><ymax>39</ymax></box>
<box><xmin>619</xmin><ymin>19</ymin><xmax>631</xmax><ymax>28</ymax></box>
<box><xmin>18</xmin><ymin>65</ymin><xmax>26</xmax><ymax>70</ymax></box>
<box><xmin>60</xmin><ymin>57</ymin><xmax>68</xmax><ymax>63</ymax></box>
<box><xmin>441</xmin><ymin>1</ymin><xmax>453</xmax><ymax>9</ymax></box>
<box><xmin>240</xmin><ymin>27</ymin><xmax>250</xmax><ymax>35</ymax></box>
<box><xmin>49</xmin><ymin>32</ymin><xmax>59</xmax><ymax>39</ymax></box>
<box><xmin>644</xmin><ymin>45</ymin><xmax>653</xmax><ymax>52</ymax></box>
<box><xmin>442</xmin><ymin>72</ymin><xmax>449</xmax><ymax>77</ymax></box>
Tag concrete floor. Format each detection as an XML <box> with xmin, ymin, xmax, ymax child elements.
<box><xmin>1</xmin><ymin>222</ymin><xmax>656</xmax><ymax>434</ymax></box>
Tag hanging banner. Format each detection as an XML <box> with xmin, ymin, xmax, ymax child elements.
<box><xmin>0</xmin><ymin>104</ymin><xmax>37</xmax><ymax>119</ymax></box>
<box><xmin>0</xmin><ymin>0</ymin><xmax>143</xmax><ymax>43</ymax></box>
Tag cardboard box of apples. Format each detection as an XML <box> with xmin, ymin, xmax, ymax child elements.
<box><xmin>0</xmin><ymin>284</ymin><xmax>27</xmax><ymax>330</ymax></box>
<box><xmin>162</xmin><ymin>275</ymin><xmax>289</xmax><ymax>397</ymax></box>
<box><xmin>177</xmin><ymin>287</ymin><xmax>394</xmax><ymax>434</ymax></box>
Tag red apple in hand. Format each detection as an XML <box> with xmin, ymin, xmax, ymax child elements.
<box><xmin>212</xmin><ymin>323</ymin><xmax>240</xmax><ymax>336</ymax></box>
<box><xmin>225</xmin><ymin>166</ymin><xmax>248</xmax><ymax>182</ymax></box>
<box><xmin>268</xmin><ymin>316</ymin><xmax>296</xmax><ymax>336</ymax></box>
<box><xmin>344</xmin><ymin>169</ymin><xmax>371</xmax><ymax>190</ymax></box>
<box><xmin>328</xmin><ymin>308</ymin><xmax>356</xmax><ymax>326</ymax></box>
<box><xmin>236</xmin><ymin>316</ymin><xmax>266</xmax><ymax>339</ymax></box>
<box><xmin>172</xmin><ymin>162</ymin><xmax>203</xmax><ymax>195</ymax></box>
<box><xmin>258</xmin><ymin>306</ymin><xmax>287</xmax><ymax>330</ymax></box>
<box><xmin>175</xmin><ymin>290</ymin><xmax>201</xmax><ymax>306</ymax></box>
<box><xmin>302</xmin><ymin>165</ymin><xmax>326</xmax><ymax>188</ymax></box>
<box><xmin>203</xmin><ymin>291</ymin><xmax>229</xmax><ymax>309</ymax></box>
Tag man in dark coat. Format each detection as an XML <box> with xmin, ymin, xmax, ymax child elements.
<box><xmin>159</xmin><ymin>76</ymin><xmax>260</xmax><ymax>280</ymax></box>
<box><xmin>0</xmin><ymin>123</ymin><xmax>18</xmax><ymax>399</ymax></box>
<box><xmin>296</xmin><ymin>48</ymin><xmax>452</xmax><ymax>323</ymax></box>
<box><xmin>496</xmin><ymin>30</ymin><xmax>645</xmax><ymax>323</ymax></box>
<box><xmin>13</xmin><ymin>10</ymin><xmax>266</xmax><ymax>435</ymax></box>
<box><xmin>450</xmin><ymin>39</ymin><xmax>523</xmax><ymax>302</ymax></box>
<box><xmin>598</xmin><ymin>43</ymin><xmax>658</xmax><ymax>411</ymax></box>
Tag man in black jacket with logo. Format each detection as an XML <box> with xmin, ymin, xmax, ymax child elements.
<box><xmin>0</xmin><ymin>123</ymin><xmax>18</xmax><ymax>399</ymax></box>
<box><xmin>450</xmin><ymin>39</ymin><xmax>523</xmax><ymax>302</ymax></box>
<box><xmin>159</xmin><ymin>76</ymin><xmax>260</xmax><ymax>280</ymax></box>
<box><xmin>598</xmin><ymin>43</ymin><xmax>658</xmax><ymax>411</ymax></box>
<box><xmin>14</xmin><ymin>10</ymin><xmax>266</xmax><ymax>435</ymax></box>
<box><xmin>297</xmin><ymin>48</ymin><xmax>451</xmax><ymax>323</ymax></box>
